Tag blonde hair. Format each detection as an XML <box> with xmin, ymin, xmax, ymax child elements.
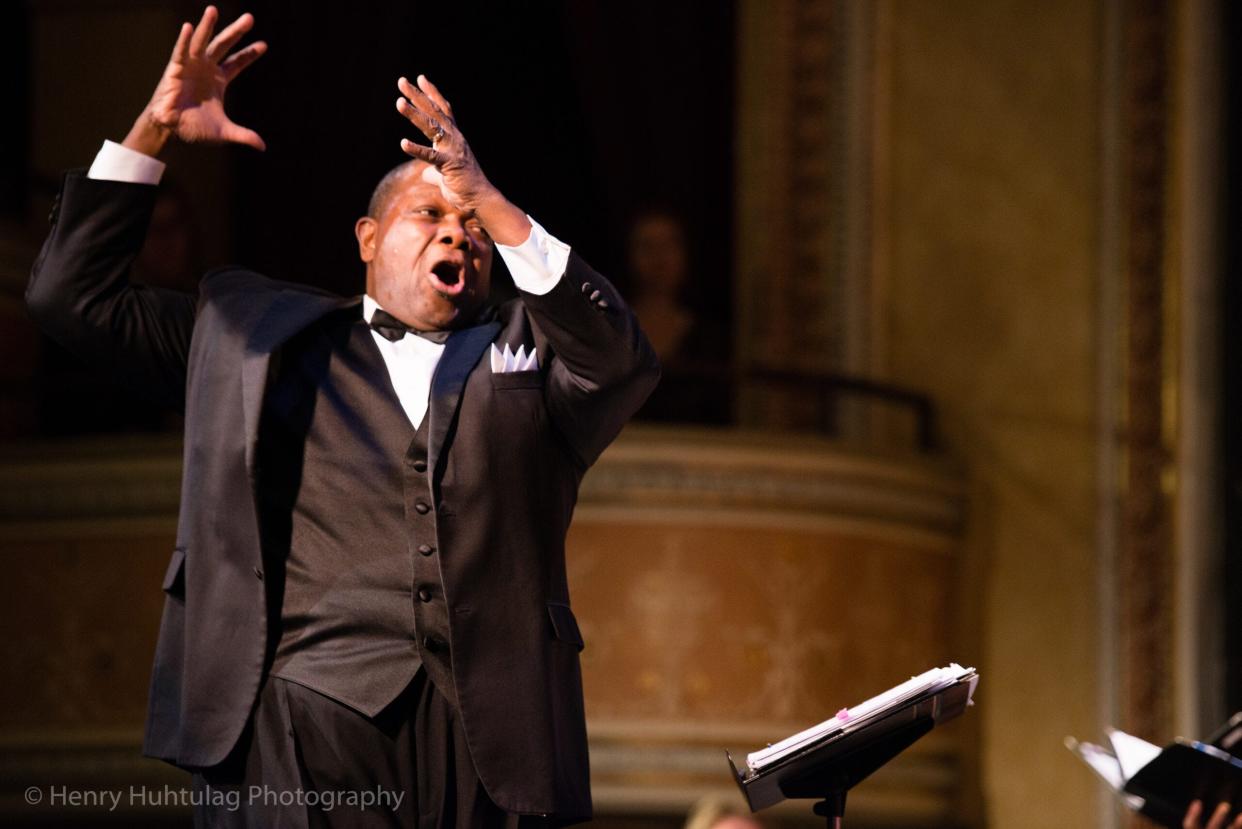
<box><xmin>684</xmin><ymin>795</ymin><xmax>759</xmax><ymax>829</ymax></box>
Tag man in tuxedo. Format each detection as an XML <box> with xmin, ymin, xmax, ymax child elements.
<box><xmin>27</xmin><ymin>7</ymin><xmax>658</xmax><ymax>827</ymax></box>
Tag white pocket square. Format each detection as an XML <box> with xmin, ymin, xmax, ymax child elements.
<box><xmin>490</xmin><ymin>343</ymin><xmax>539</xmax><ymax>373</ymax></box>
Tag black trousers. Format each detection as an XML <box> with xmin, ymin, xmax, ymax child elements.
<box><xmin>191</xmin><ymin>669</ymin><xmax>552</xmax><ymax>829</ymax></box>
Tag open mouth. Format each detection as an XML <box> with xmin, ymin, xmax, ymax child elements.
<box><xmin>428</xmin><ymin>260</ymin><xmax>467</xmax><ymax>297</ymax></box>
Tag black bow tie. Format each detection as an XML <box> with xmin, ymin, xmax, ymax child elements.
<box><xmin>368</xmin><ymin>309</ymin><xmax>450</xmax><ymax>344</ymax></box>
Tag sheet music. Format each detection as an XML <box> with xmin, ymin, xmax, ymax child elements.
<box><xmin>1066</xmin><ymin>737</ymin><xmax>1125</xmax><ymax>791</ymax></box>
<box><xmin>746</xmin><ymin>663</ymin><xmax>976</xmax><ymax>772</ymax></box>
<box><xmin>1107</xmin><ymin>729</ymin><xmax>1163</xmax><ymax>782</ymax></box>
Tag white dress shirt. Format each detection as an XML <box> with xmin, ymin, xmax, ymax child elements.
<box><xmin>87</xmin><ymin>140</ymin><xmax>571</xmax><ymax>428</ymax></box>
<box><xmin>360</xmin><ymin>295</ymin><xmax>444</xmax><ymax>428</ymax></box>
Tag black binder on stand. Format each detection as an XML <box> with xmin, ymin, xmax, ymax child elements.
<box><xmin>726</xmin><ymin>666</ymin><xmax>979</xmax><ymax>828</ymax></box>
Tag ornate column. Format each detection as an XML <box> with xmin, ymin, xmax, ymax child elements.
<box><xmin>1116</xmin><ymin>0</ymin><xmax>1176</xmax><ymax>778</ymax></box>
<box><xmin>734</xmin><ymin>0</ymin><xmax>877</xmax><ymax>431</ymax></box>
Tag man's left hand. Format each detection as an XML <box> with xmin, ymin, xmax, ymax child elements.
<box><xmin>395</xmin><ymin>76</ymin><xmax>531</xmax><ymax>246</ymax></box>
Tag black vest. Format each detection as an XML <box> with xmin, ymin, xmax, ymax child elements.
<box><xmin>256</xmin><ymin>310</ymin><xmax>455</xmax><ymax>716</ymax></box>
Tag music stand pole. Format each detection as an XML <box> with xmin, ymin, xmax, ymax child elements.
<box><xmin>812</xmin><ymin>791</ymin><xmax>846</xmax><ymax>828</ymax></box>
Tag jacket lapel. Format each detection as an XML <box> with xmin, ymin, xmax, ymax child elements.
<box><xmin>427</xmin><ymin>320</ymin><xmax>501</xmax><ymax>479</ymax></box>
<box><xmin>241</xmin><ymin>290</ymin><xmax>362</xmax><ymax>478</ymax></box>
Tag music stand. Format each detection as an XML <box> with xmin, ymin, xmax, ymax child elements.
<box><xmin>727</xmin><ymin>674</ymin><xmax>976</xmax><ymax>827</ymax></box>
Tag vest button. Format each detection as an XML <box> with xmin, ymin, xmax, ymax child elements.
<box><xmin>418</xmin><ymin>544</ymin><xmax>434</xmax><ymax>556</ymax></box>
<box><xmin>422</xmin><ymin>635</ymin><xmax>444</xmax><ymax>653</ymax></box>
<box><xmin>415</xmin><ymin>502</ymin><xmax>431</xmax><ymax>514</ymax></box>
<box><xmin>413</xmin><ymin>459</ymin><xmax>427</xmax><ymax>473</ymax></box>
<box><xmin>417</xmin><ymin>587</ymin><xmax>432</xmax><ymax>603</ymax></box>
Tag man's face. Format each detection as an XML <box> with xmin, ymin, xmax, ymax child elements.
<box><xmin>356</xmin><ymin>163</ymin><xmax>493</xmax><ymax>331</ymax></box>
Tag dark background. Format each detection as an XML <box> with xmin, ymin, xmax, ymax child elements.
<box><xmin>0</xmin><ymin>0</ymin><xmax>736</xmax><ymax>435</ymax></box>
<box><xmin>228</xmin><ymin>1</ymin><xmax>734</xmax><ymax>322</ymax></box>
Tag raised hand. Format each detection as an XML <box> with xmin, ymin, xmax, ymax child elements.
<box><xmin>123</xmin><ymin>6</ymin><xmax>267</xmax><ymax>157</ymax></box>
<box><xmin>395</xmin><ymin>75</ymin><xmax>531</xmax><ymax>246</ymax></box>
<box><xmin>395</xmin><ymin>76</ymin><xmax>491</xmax><ymax>209</ymax></box>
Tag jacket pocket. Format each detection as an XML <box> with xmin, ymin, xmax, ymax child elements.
<box><xmin>547</xmin><ymin>601</ymin><xmax>584</xmax><ymax>651</ymax></box>
<box><xmin>491</xmin><ymin>370</ymin><xmax>543</xmax><ymax>390</ymax></box>
<box><xmin>162</xmin><ymin>547</ymin><xmax>186</xmax><ymax>597</ymax></box>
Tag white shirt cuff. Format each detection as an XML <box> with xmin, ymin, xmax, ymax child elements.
<box><xmin>496</xmin><ymin>216</ymin><xmax>570</xmax><ymax>296</ymax></box>
<box><xmin>87</xmin><ymin>139</ymin><xmax>166</xmax><ymax>185</ymax></box>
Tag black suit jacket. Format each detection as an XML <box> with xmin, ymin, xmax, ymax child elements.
<box><xmin>27</xmin><ymin>172</ymin><xmax>659</xmax><ymax>820</ymax></box>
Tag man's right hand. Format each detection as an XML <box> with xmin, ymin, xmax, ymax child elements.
<box><xmin>122</xmin><ymin>5</ymin><xmax>267</xmax><ymax>158</ymax></box>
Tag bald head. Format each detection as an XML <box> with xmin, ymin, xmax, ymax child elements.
<box><xmin>367</xmin><ymin>159</ymin><xmax>422</xmax><ymax>220</ymax></box>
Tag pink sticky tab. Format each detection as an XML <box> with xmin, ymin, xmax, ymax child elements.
<box><xmin>836</xmin><ymin>708</ymin><xmax>850</xmax><ymax>720</ymax></box>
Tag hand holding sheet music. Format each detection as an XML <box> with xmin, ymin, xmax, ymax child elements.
<box><xmin>1068</xmin><ymin>718</ymin><xmax>1242</xmax><ymax>829</ymax></box>
<box><xmin>1184</xmin><ymin>799</ymin><xmax>1242</xmax><ymax>829</ymax></box>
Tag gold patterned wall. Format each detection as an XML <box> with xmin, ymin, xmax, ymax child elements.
<box><xmin>0</xmin><ymin>427</ymin><xmax>967</xmax><ymax>826</ymax></box>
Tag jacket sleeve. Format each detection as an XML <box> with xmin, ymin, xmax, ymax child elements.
<box><xmin>26</xmin><ymin>171</ymin><xmax>198</xmax><ymax>414</ymax></box>
<box><xmin>520</xmin><ymin>251</ymin><xmax>660</xmax><ymax>468</ymax></box>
